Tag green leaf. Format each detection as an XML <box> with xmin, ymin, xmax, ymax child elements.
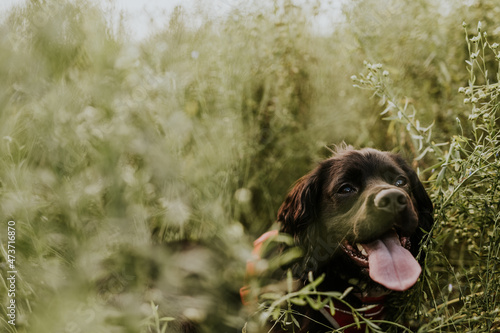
<box><xmin>436</xmin><ymin>167</ymin><xmax>446</xmax><ymax>185</ymax></box>
<box><xmin>299</xmin><ymin>274</ymin><xmax>325</xmax><ymax>292</ymax></box>
<box><xmin>290</xmin><ymin>297</ymin><xmax>307</xmax><ymax>306</ymax></box>
<box><xmin>328</xmin><ymin>299</ymin><xmax>336</xmax><ymax>316</ymax></box>
<box><xmin>415</xmin><ymin>147</ymin><xmax>430</xmax><ymax>161</ymax></box>
<box><xmin>260</xmin><ymin>292</ymin><xmax>282</xmax><ymax>300</ymax></box>
<box><xmin>340</xmin><ymin>286</ymin><xmax>354</xmax><ymax>299</ymax></box>
<box><xmin>305</xmin><ymin>295</ymin><xmax>329</xmax><ymax>310</ymax></box>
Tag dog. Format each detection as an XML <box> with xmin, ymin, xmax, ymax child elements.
<box><xmin>242</xmin><ymin>147</ymin><xmax>434</xmax><ymax>332</ymax></box>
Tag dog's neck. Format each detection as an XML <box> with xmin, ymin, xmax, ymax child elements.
<box><xmin>319</xmin><ymin>292</ymin><xmax>387</xmax><ymax>333</ymax></box>
<box><xmin>311</xmin><ymin>270</ymin><xmax>391</xmax><ymax>332</ymax></box>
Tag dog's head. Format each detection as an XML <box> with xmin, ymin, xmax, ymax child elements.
<box><xmin>277</xmin><ymin>147</ymin><xmax>433</xmax><ymax>291</ymax></box>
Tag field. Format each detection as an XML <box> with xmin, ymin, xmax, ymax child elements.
<box><xmin>0</xmin><ymin>0</ymin><xmax>499</xmax><ymax>332</ymax></box>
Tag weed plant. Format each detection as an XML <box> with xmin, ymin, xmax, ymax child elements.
<box><xmin>350</xmin><ymin>21</ymin><xmax>499</xmax><ymax>332</ymax></box>
<box><xmin>256</xmin><ymin>21</ymin><xmax>500</xmax><ymax>332</ymax></box>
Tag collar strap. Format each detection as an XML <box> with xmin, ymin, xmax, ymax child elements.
<box><xmin>320</xmin><ymin>294</ymin><xmax>387</xmax><ymax>333</ymax></box>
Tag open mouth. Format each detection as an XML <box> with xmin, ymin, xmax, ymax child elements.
<box><xmin>339</xmin><ymin>230</ymin><xmax>419</xmax><ymax>291</ymax></box>
<box><xmin>340</xmin><ymin>233</ymin><xmax>411</xmax><ymax>268</ymax></box>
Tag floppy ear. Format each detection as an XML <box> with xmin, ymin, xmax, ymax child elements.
<box><xmin>277</xmin><ymin>167</ymin><xmax>322</xmax><ymax>236</ymax></box>
<box><xmin>392</xmin><ymin>155</ymin><xmax>434</xmax><ymax>257</ymax></box>
<box><xmin>277</xmin><ymin>166</ymin><xmax>326</xmax><ymax>276</ymax></box>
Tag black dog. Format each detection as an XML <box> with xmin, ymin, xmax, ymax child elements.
<box><xmin>243</xmin><ymin>147</ymin><xmax>433</xmax><ymax>332</ymax></box>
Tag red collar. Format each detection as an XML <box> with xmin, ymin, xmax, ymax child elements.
<box><xmin>319</xmin><ymin>294</ymin><xmax>387</xmax><ymax>333</ymax></box>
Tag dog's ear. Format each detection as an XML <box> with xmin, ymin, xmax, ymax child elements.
<box><xmin>391</xmin><ymin>154</ymin><xmax>434</xmax><ymax>256</ymax></box>
<box><xmin>277</xmin><ymin>167</ymin><xmax>325</xmax><ymax>277</ymax></box>
<box><xmin>277</xmin><ymin>167</ymin><xmax>323</xmax><ymax>236</ymax></box>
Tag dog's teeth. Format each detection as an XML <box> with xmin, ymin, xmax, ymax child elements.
<box><xmin>356</xmin><ymin>243</ymin><xmax>368</xmax><ymax>256</ymax></box>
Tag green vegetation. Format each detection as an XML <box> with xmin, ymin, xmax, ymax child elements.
<box><xmin>0</xmin><ymin>0</ymin><xmax>498</xmax><ymax>332</ymax></box>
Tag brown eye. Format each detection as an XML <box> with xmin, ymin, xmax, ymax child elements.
<box><xmin>338</xmin><ymin>184</ymin><xmax>356</xmax><ymax>194</ymax></box>
<box><xmin>395</xmin><ymin>177</ymin><xmax>407</xmax><ymax>187</ymax></box>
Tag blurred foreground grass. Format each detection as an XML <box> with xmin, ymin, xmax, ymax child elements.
<box><xmin>0</xmin><ymin>0</ymin><xmax>499</xmax><ymax>332</ymax></box>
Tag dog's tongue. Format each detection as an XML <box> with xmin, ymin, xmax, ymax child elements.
<box><xmin>361</xmin><ymin>232</ymin><xmax>421</xmax><ymax>291</ymax></box>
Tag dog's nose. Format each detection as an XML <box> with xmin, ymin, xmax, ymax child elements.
<box><xmin>374</xmin><ymin>189</ymin><xmax>407</xmax><ymax>213</ymax></box>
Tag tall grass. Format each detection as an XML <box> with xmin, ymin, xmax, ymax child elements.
<box><xmin>350</xmin><ymin>20</ymin><xmax>500</xmax><ymax>331</ymax></box>
<box><xmin>0</xmin><ymin>0</ymin><xmax>498</xmax><ymax>332</ymax></box>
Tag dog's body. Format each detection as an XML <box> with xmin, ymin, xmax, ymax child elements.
<box><xmin>245</xmin><ymin>147</ymin><xmax>433</xmax><ymax>332</ymax></box>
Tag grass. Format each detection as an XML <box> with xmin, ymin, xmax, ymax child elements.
<box><xmin>0</xmin><ymin>0</ymin><xmax>498</xmax><ymax>332</ymax></box>
<box><xmin>350</xmin><ymin>22</ymin><xmax>500</xmax><ymax>331</ymax></box>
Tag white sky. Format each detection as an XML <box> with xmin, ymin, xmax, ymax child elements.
<box><xmin>101</xmin><ymin>0</ymin><xmax>244</xmax><ymax>39</ymax></box>
<box><xmin>1</xmin><ymin>0</ymin><xmax>344</xmax><ymax>40</ymax></box>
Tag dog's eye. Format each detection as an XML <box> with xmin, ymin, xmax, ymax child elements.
<box><xmin>394</xmin><ymin>177</ymin><xmax>407</xmax><ymax>187</ymax></box>
<box><xmin>338</xmin><ymin>184</ymin><xmax>356</xmax><ymax>194</ymax></box>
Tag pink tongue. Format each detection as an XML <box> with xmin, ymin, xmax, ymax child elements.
<box><xmin>361</xmin><ymin>232</ymin><xmax>421</xmax><ymax>291</ymax></box>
